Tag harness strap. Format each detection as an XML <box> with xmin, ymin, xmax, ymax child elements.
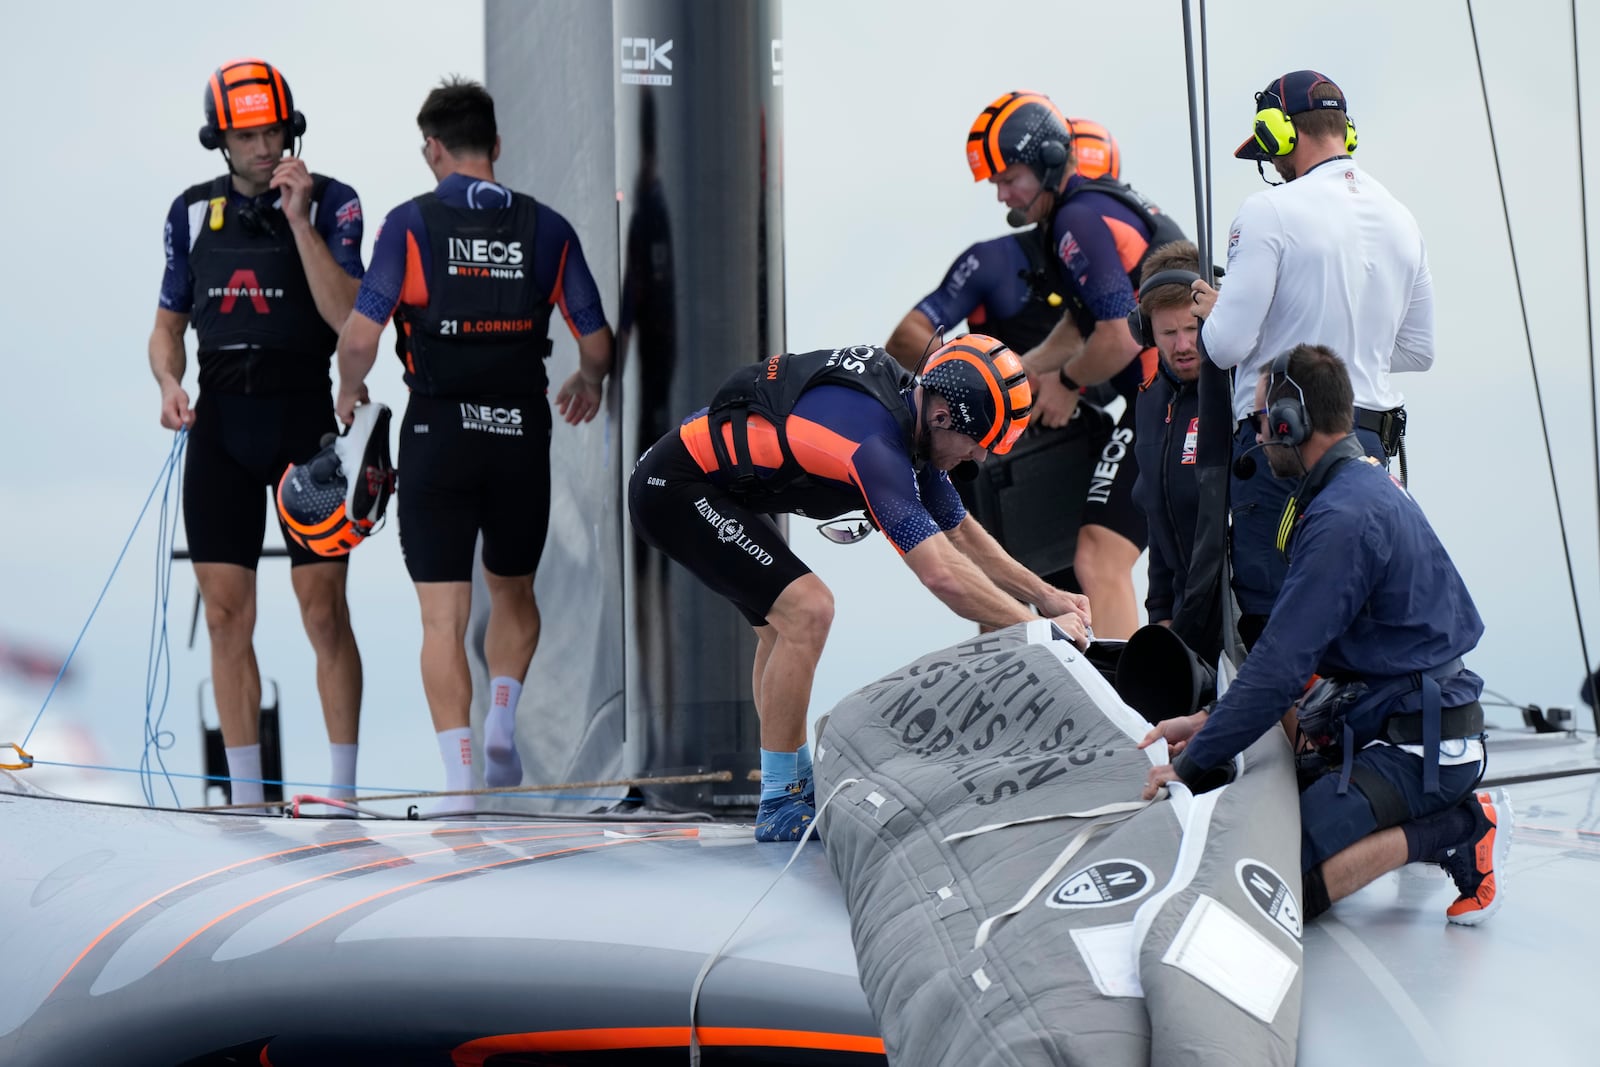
<box><xmin>1382</xmin><ymin>701</ymin><xmax>1483</xmax><ymax>746</ymax></box>
<box><xmin>1346</xmin><ymin>760</ymin><xmax>1412</xmax><ymax>830</ymax></box>
<box><xmin>1420</xmin><ymin>672</ymin><xmax>1443</xmax><ymax>795</ymax></box>
<box><xmin>1334</xmin><ymin>659</ymin><xmax>1470</xmax><ymax>799</ymax></box>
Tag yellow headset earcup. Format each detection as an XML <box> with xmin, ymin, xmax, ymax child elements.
<box><xmin>1253</xmin><ymin>108</ymin><xmax>1297</xmax><ymax>156</ymax></box>
<box><xmin>1345</xmin><ymin>119</ymin><xmax>1358</xmax><ymax>153</ymax></box>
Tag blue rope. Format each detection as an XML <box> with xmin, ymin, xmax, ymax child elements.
<box><xmin>22</xmin><ymin>431</ymin><xmax>189</xmax><ymax>752</ymax></box>
<box><xmin>140</xmin><ymin>432</ymin><xmax>186</xmax><ymax>805</ymax></box>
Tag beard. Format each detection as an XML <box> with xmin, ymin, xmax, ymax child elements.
<box><xmin>1265</xmin><ymin>444</ymin><xmax>1305</xmax><ymax>479</ymax></box>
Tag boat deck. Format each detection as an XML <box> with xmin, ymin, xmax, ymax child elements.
<box><xmin>2</xmin><ymin>723</ymin><xmax>1597</xmax><ymax>1064</ymax></box>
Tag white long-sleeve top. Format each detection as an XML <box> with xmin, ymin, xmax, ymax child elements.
<box><xmin>1201</xmin><ymin>157</ymin><xmax>1434</xmax><ymax>421</ymax></box>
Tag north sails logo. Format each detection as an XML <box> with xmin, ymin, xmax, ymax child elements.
<box><xmin>1046</xmin><ymin>859</ymin><xmax>1154</xmax><ymax>909</ymax></box>
<box><xmin>1236</xmin><ymin>859</ymin><xmax>1302</xmax><ymax>938</ymax></box>
<box><xmin>694</xmin><ymin>497</ymin><xmax>773</xmax><ymax>566</ymax></box>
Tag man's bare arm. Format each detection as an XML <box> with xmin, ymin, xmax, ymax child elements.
<box><xmin>334</xmin><ymin>310</ymin><xmax>384</xmax><ymax>424</ymax></box>
<box><xmin>902</xmin><ymin>529</ymin><xmax>1089</xmax><ymax>645</ymax></box>
<box><xmin>1058</xmin><ymin>316</ymin><xmax>1142</xmax><ymax>387</ymax></box>
<box><xmin>1019</xmin><ymin>313</ymin><xmax>1085</xmax><ymax>377</ymax></box>
<box><xmin>945</xmin><ymin>515</ymin><xmax>1090</xmax><ymax>623</ymax></box>
<box><xmin>886</xmin><ymin>308</ymin><xmax>938</xmax><ymax>372</ymax></box>
<box><xmin>149</xmin><ymin>308</ymin><xmax>193</xmax><ymax>429</ymax></box>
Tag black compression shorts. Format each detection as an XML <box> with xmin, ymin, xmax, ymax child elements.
<box><xmin>1080</xmin><ymin>398</ymin><xmax>1148</xmax><ymax>550</ymax></box>
<box><xmin>397</xmin><ymin>393</ymin><xmax>552</xmax><ymax>583</ymax></box>
<box><xmin>183</xmin><ymin>391</ymin><xmax>341</xmax><ymax>569</ymax></box>
<box><xmin>628</xmin><ymin>431</ymin><xmax>811</xmax><ymax>626</ymax></box>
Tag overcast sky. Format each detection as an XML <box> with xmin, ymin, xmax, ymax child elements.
<box><xmin>2</xmin><ymin>0</ymin><xmax>1597</xmax><ymax>803</ymax></box>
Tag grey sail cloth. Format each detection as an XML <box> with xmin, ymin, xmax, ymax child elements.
<box><xmin>816</xmin><ymin>621</ymin><xmax>1303</xmax><ymax>1066</ymax></box>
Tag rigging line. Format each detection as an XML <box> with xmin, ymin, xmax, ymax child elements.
<box><xmin>1199</xmin><ymin>0</ymin><xmax>1214</xmax><ymax>277</ymax></box>
<box><xmin>22</xmin><ymin>431</ymin><xmax>189</xmax><ymax>750</ymax></box>
<box><xmin>140</xmin><ymin>440</ymin><xmax>185</xmax><ymax>807</ymax></box>
<box><xmin>1176</xmin><ymin>0</ymin><xmax>1242</xmax><ymax>666</ymax></box>
<box><xmin>1466</xmin><ymin>0</ymin><xmax>1594</xmax><ymax>728</ymax></box>
<box><xmin>1572</xmin><ymin>0</ymin><xmax>1600</xmax><ymax>700</ymax></box>
<box><xmin>1180</xmin><ymin>0</ymin><xmax>1210</xmax><ymax>278</ymax></box>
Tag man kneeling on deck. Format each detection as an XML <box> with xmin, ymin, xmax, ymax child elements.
<box><xmin>1140</xmin><ymin>343</ymin><xmax>1508</xmax><ymax>925</ymax></box>
<box><xmin>629</xmin><ymin>337</ymin><xmax>1092</xmax><ymax>841</ymax></box>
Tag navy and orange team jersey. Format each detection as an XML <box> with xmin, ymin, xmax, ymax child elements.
<box><xmin>354</xmin><ymin>173</ymin><xmax>607</xmax><ymax>339</ymax></box>
<box><xmin>679</xmin><ymin>385</ymin><xmax>966</xmax><ymax>556</ymax></box>
<box><xmin>1048</xmin><ymin>174</ymin><xmax>1159</xmax><ymax>391</ymax></box>
<box><xmin>159</xmin><ymin>177</ymin><xmax>365</xmax><ymax>312</ymax></box>
<box><xmin>913</xmin><ymin>236</ymin><xmax>1035</xmax><ymax>336</ymax></box>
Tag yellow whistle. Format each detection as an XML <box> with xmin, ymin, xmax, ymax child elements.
<box><xmin>208</xmin><ymin>197</ymin><xmax>226</xmax><ymax>232</ymax></box>
<box><xmin>1047</xmin><ymin>292</ymin><xmax>1064</xmax><ymax>307</ymax></box>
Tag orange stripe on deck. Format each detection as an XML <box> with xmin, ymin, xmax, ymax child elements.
<box><xmin>48</xmin><ymin>822</ymin><xmax>588</xmax><ymax>996</ymax></box>
<box><xmin>451</xmin><ymin>1026</ymin><xmax>885</xmax><ymax>1066</ymax></box>
<box><xmin>154</xmin><ymin>829</ymin><xmax>632</xmax><ymax>970</ymax></box>
<box><xmin>282</xmin><ymin>833</ymin><xmax>680</xmax><ymax>944</ymax></box>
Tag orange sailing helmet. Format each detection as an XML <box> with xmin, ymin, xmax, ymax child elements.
<box><xmin>199</xmin><ymin>58</ymin><xmax>306</xmax><ymax>150</ymax></box>
<box><xmin>918</xmin><ymin>335</ymin><xmax>1032</xmax><ymax>455</ymax></box>
<box><xmin>1067</xmin><ymin>117</ymin><xmax>1121</xmax><ymax>181</ymax></box>
<box><xmin>276</xmin><ymin>404</ymin><xmax>395</xmax><ymax>558</ymax></box>
<box><xmin>966</xmin><ymin>91</ymin><xmax>1072</xmax><ymax>185</ymax></box>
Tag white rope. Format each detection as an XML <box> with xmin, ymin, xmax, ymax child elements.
<box><xmin>942</xmin><ymin>799</ymin><xmax>1151</xmax><ymax>843</ymax></box>
<box><xmin>686</xmin><ymin>776</ymin><xmax>861</xmax><ymax>1066</ymax></box>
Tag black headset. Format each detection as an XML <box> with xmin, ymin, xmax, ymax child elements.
<box><xmin>1265</xmin><ymin>348</ymin><xmax>1310</xmax><ymax>447</ymax></box>
<box><xmin>1126</xmin><ymin>269</ymin><xmax>1205</xmax><ymax>348</ymax></box>
<box><xmin>199</xmin><ymin>111</ymin><xmax>305</xmax><ymax>151</ymax></box>
<box><xmin>1036</xmin><ymin>137</ymin><xmax>1070</xmax><ymax>191</ymax></box>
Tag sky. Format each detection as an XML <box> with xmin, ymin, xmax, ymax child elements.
<box><xmin>2</xmin><ymin>0</ymin><xmax>1597</xmax><ymax>806</ymax></box>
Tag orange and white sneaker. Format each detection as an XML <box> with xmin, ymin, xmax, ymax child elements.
<box><xmin>1442</xmin><ymin>790</ymin><xmax>1513</xmax><ymax>926</ymax></box>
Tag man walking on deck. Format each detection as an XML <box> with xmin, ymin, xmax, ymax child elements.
<box><xmin>335</xmin><ymin>79</ymin><xmax>615</xmax><ymax>812</ymax></box>
<box><xmin>629</xmin><ymin>336</ymin><xmax>1092</xmax><ymax>841</ymax></box>
<box><xmin>1141</xmin><ymin>345</ymin><xmax>1507</xmax><ymax>927</ymax></box>
<box><xmin>1190</xmin><ymin>70</ymin><xmax>1433</xmax><ymax>647</ymax></box>
<box><xmin>149</xmin><ymin>58</ymin><xmax>366</xmax><ymax>804</ymax></box>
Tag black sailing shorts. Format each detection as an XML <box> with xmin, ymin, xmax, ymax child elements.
<box><xmin>398</xmin><ymin>393</ymin><xmax>552</xmax><ymax>582</ymax></box>
<box><xmin>184</xmin><ymin>390</ymin><xmax>340</xmax><ymax>569</ymax></box>
<box><xmin>627</xmin><ymin>430</ymin><xmax>810</xmax><ymax>626</ymax></box>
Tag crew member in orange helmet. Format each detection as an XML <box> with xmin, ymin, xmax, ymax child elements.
<box><xmin>148</xmin><ymin>58</ymin><xmax>367</xmax><ymax>805</ymax></box>
<box><xmin>970</xmin><ymin>92</ymin><xmax>1188</xmax><ymax>639</ymax></box>
<box><xmin>630</xmin><ymin>336</ymin><xmax>1091</xmax><ymax>841</ymax></box>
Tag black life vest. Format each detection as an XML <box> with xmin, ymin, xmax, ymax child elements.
<box><xmin>705</xmin><ymin>345</ymin><xmax>916</xmax><ymax>513</ymax></box>
<box><xmin>978</xmin><ymin>231</ymin><xmax>1079</xmax><ymax>356</ymax></box>
<box><xmin>184</xmin><ymin>174</ymin><xmax>339</xmax><ymax>393</ymax></box>
<box><xmin>1027</xmin><ymin>177</ymin><xmax>1191</xmax><ymax>337</ymax></box>
<box><xmin>394</xmin><ymin>190</ymin><xmax>554</xmax><ymax>398</ymax></box>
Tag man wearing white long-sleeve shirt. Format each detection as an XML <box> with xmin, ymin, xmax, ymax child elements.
<box><xmin>1190</xmin><ymin>69</ymin><xmax>1434</xmax><ymax>647</ymax></box>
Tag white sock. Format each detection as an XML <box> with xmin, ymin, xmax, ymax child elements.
<box><xmin>485</xmin><ymin>676</ymin><xmax>524</xmax><ymax>787</ymax></box>
<box><xmin>436</xmin><ymin>727</ymin><xmax>475</xmax><ymax>793</ymax></box>
<box><xmin>225</xmin><ymin>744</ymin><xmax>264</xmax><ymax>806</ymax></box>
<box><xmin>329</xmin><ymin>743</ymin><xmax>358</xmax><ymax>801</ymax></box>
